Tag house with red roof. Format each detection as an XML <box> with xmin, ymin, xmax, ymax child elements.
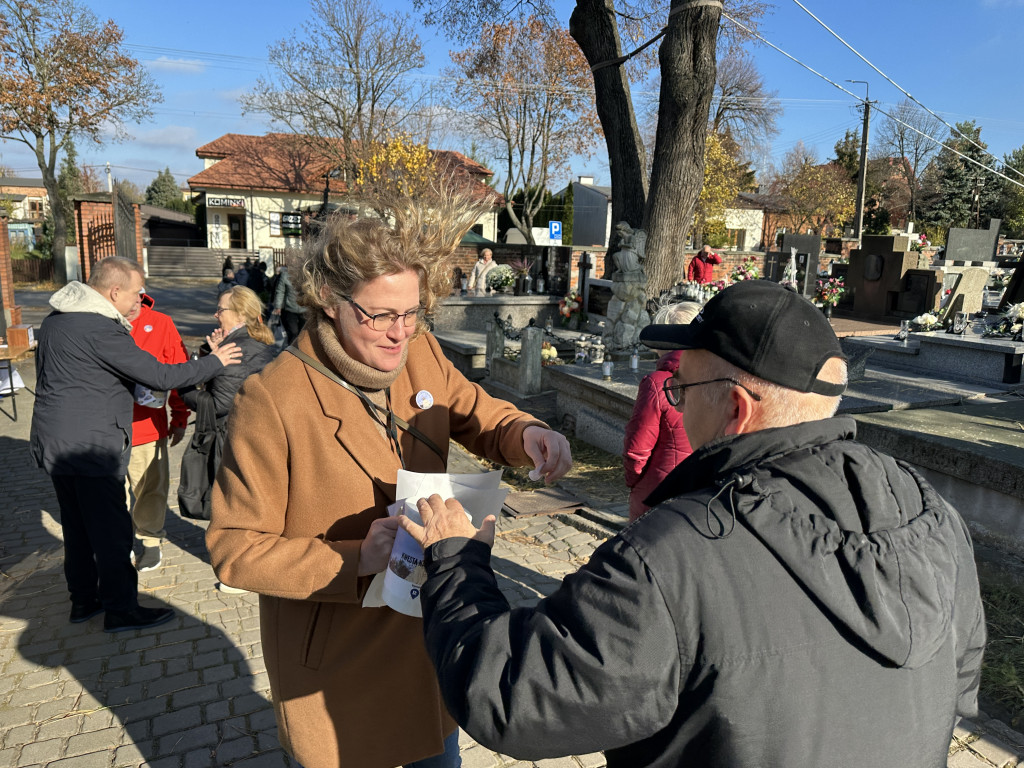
<box><xmin>188</xmin><ymin>133</ymin><xmax>499</xmax><ymax>252</ymax></box>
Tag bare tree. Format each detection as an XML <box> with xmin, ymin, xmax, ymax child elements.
<box><xmin>709</xmin><ymin>48</ymin><xmax>780</xmax><ymax>158</ymax></box>
<box><xmin>418</xmin><ymin>0</ymin><xmax>767</xmax><ymax>294</ymax></box>
<box><xmin>450</xmin><ymin>17</ymin><xmax>599</xmax><ymax>244</ymax></box>
<box><xmin>876</xmin><ymin>98</ymin><xmax>943</xmax><ymax>223</ymax></box>
<box><xmin>0</xmin><ymin>0</ymin><xmax>160</xmax><ymax>271</ymax></box>
<box><xmin>241</xmin><ymin>0</ymin><xmax>433</xmax><ymax>178</ymax></box>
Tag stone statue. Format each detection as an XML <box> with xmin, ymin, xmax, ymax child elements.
<box><xmin>605</xmin><ymin>222</ymin><xmax>650</xmax><ymax>355</ymax></box>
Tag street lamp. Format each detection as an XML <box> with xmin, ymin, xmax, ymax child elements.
<box><xmin>846</xmin><ymin>80</ymin><xmax>871</xmax><ymax>244</ymax></box>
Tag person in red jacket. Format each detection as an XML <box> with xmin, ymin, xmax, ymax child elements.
<box><xmin>622</xmin><ymin>301</ymin><xmax>701</xmax><ymax>520</ymax></box>
<box><xmin>686</xmin><ymin>244</ymin><xmax>723</xmax><ymax>284</ymax></box>
<box><xmin>125</xmin><ymin>294</ymin><xmax>190</xmax><ymax>571</ymax></box>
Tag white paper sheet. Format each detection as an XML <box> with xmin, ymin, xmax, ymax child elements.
<box><xmin>361</xmin><ymin>470</ymin><xmax>509</xmax><ymax>616</ymax></box>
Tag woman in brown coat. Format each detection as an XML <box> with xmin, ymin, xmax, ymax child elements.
<box><xmin>206</xmin><ymin>200</ymin><xmax>572</xmax><ymax>768</ymax></box>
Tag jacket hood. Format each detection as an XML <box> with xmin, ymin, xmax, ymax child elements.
<box><xmin>650</xmin><ymin>417</ymin><xmax>960</xmax><ymax>670</ymax></box>
<box><xmin>49</xmin><ymin>281</ymin><xmax>132</xmax><ymax>331</ymax></box>
<box><xmin>656</xmin><ymin>349</ymin><xmax>682</xmax><ymax>373</ymax></box>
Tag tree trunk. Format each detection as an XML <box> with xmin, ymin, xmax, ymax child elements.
<box><xmin>570</xmin><ymin>0</ymin><xmax>648</xmax><ymax>278</ymax></box>
<box><xmin>38</xmin><ymin>152</ymin><xmax>67</xmax><ymax>282</ymax></box>
<box><xmin>643</xmin><ymin>0</ymin><xmax>721</xmax><ymax>297</ymax></box>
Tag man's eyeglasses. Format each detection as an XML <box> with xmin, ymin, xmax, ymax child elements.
<box><xmin>662</xmin><ymin>377</ymin><xmax>762</xmax><ymax>407</ymax></box>
<box><xmin>342</xmin><ymin>295</ymin><xmax>425</xmax><ymax>332</ymax></box>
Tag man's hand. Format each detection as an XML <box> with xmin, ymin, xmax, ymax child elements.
<box><xmin>522</xmin><ymin>426</ymin><xmax>572</xmax><ymax>484</ymax></box>
<box><xmin>358</xmin><ymin>516</ymin><xmax>401</xmax><ymax>576</ymax></box>
<box><xmin>211</xmin><ymin>342</ymin><xmax>243</xmax><ymax>367</ymax></box>
<box><xmin>272</xmin><ymin>307</ymin><xmax>282</xmax><ymax>316</ymax></box>
<box><xmin>400</xmin><ymin>494</ymin><xmax>496</xmax><ymax>551</ymax></box>
<box><xmin>169</xmin><ymin>426</ymin><xmax>187</xmax><ymax>447</ymax></box>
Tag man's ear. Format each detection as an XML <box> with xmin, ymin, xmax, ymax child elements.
<box><xmin>723</xmin><ymin>385</ymin><xmax>759</xmax><ymax>436</ymax></box>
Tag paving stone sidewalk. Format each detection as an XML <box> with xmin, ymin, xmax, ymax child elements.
<box><xmin>0</xmin><ymin>354</ymin><xmax>1021</xmax><ymax>767</ymax></box>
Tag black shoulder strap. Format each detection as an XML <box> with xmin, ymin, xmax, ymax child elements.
<box><xmin>284</xmin><ymin>345</ymin><xmax>447</xmax><ymax>466</ymax></box>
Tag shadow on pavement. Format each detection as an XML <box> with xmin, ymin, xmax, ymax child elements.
<box><xmin>0</xmin><ymin>434</ymin><xmax>292</xmax><ymax>766</ymax></box>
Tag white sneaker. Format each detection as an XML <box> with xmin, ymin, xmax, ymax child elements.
<box><xmin>135</xmin><ymin>545</ymin><xmax>162</xmax><ymax>572</ymax></box>
<box><xmin>215</xmin><ymin>582</ymin><xmax>250</xmax><ymax>595</ymax></box>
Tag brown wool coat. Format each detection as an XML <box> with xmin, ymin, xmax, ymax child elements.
<box><xmin>207</xmin><ymin>329</ymin><xmax>545</xmax><ymax>768</ymax></box>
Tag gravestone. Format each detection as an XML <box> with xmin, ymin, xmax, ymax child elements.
<box><xmin>780</xmin><ymin>234</ymin><xmax>822</xmax><ymax>296</ymax></box>
<box><xmin>847</xmin><ymin>235</ymin><xmax>936</xmax><ymax>318</ymax></box>
<box><xmin>945</xmin><ymin>219</ymin><xmax>1000</xmax><ymax>263</ymax></box>
<box><xmin>937</xmin><ymin>266</ymin><xmax>989</xmax><ymax>322</ymax></box>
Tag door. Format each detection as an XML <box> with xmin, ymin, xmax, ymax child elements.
<box><xmin>228</xmin><ymin>214</ymin><xmax>247</xmax><ymax>250</ymax></box>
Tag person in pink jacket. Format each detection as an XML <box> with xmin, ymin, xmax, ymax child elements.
<box><xmin>623</xmin><ymin>301</ymin><xmax>702</xmax><ymax>520</ymax></box>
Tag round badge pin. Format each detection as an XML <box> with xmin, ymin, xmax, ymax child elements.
<box><xmin>415</xmin><ymin>390</ymin><xmax>434</xmax><ymax>410</ymax></box>
<box><xmin>144</xmin><ymin>324</ymin><xmax>153</xmax><ymax>333</ymax></box>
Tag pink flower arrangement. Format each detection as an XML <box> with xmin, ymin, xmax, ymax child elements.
<box><xmin>559</xmin><ymin>290</ymin><xmax>584</xmax><ymax>326</ymax></box>
<box><xmin>816</xmin><ymin>278</ymin><xmax>845</xmax><ymax>306</ymax></box>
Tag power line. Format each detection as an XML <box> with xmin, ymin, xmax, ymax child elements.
<box><xmin>789</xmin><ymin>0</ymin><xmax>1024</xmax><ymax>182</ymax></box>
<box><xmin>722</xmin><ymin>13</ymin><xmax>1024</xmax><ymax>191</ymax></box>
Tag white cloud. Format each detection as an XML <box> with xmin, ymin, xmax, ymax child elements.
<box><xmin>148</xmin><ymin>56</ymin><xmax>206</xmax><ymax>75</ymax></box>
<box><xmin>131</xmin><ymin>125</ymin><xmax>200</xmax><ymax>151</ymax></box>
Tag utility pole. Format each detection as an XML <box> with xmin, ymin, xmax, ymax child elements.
<box><xmin>846</xmin><ymin>80</ymin><xmax>871</xmax><ymax>244</ymax></box>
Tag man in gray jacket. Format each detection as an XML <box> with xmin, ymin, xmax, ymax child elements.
<box><xmin>403</xmin><ymin>281</ymin><xmax>986</xmax><ymax>767</ymax></box>
<box><xmin>31</xmin><ymin>257</ymin><xmax>242</xmax><ymax>632</ymax></box>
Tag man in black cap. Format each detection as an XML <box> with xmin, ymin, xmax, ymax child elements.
<box><xmin>400</xmin><ymin>280</ymin><xmax>985</xmax><ymax>768</ymax></box>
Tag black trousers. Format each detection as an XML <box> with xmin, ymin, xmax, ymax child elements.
<box><xmin>281</xmin><ymin>310</ymin><xmax>306</xmax><ymax>344</ymax></box>
<box><xmin>51</xmin><ymin>474</ymin><xmax>138</xmax><ymax>611</ymax></box>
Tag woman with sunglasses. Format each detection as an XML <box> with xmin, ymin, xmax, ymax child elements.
<box><xmin>205</xmin><ymin>198</ymin><xmax>572</xmax><ymax>768</ymax></box>
<box><xmin>622</xmin><ymin>301</ymin><xmax>701</xmax><ymax>521</ymax></box>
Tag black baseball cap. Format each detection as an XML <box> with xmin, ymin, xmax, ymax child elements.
<box><xmin>640</xmin><ymin>281</ymin><xmax>847</xmax><ymax>396</ymax></box>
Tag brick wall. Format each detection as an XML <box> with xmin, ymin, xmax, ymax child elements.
<box><xmin>0</xmin><ymin>215</ymin><xmax>22</xmax><ymax>328</ymax></box>
<box><xmin>448</xmin><ymin>245</ymin><xmax>608</xmax><ymax>295</ymax></box>
<box><xmin>74</xmin><ymin>199</ymin><xmax>144</xmax><ymax>282</ymax></box>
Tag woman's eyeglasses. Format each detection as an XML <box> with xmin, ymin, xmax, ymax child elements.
<box><xmin>662</xmin><ymin>377</ymin><xmax>762</xmax><ymax>407</ymax></box>
<box><xmin>342</xmin><ymin>295</ymin><xmax>425</xmax><ymax>332</ymax></box>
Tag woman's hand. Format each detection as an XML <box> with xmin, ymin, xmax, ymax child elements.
<box><xmin>207</xmin><ymin>328</ymin><xmax>227</xmax><ymax>349</ymax></box>
<box><xmin>522</xmin><ymin>426</ymin><xmax>572</xmax><ymax>484</ymax></box>
<box><xmin>358</xmin><ymin>516</ymin><xmax>402</xmax><ymax>576</ymax></box>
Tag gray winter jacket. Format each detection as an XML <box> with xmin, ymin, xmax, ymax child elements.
<box><xmin>420</xmin><ymin>417</ymin><xmax>986</xmax><ymax>767</ymax></box>
<box><xmin>30</xmin><ymin>282</ymin><xmax>223</xmax><ymax>476</ymax></box>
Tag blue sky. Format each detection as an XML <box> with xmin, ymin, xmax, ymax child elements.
<box><xmin>1</xmin><ymin>0</ymin><xmax>1022</xmax><ymax>193</ymax></box>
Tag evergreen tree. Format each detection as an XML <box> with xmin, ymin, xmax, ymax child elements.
<box><xmin>921</xmin><ymin>121</ymin><xmax>1000</xmax><ymax>231</ymax></box>
<box><xmin>56</xmin><ymin>142</ymin><xmax>86</xmax><ymax>246</ymax></box>
<box><xmin>145</xmin><ymin>167</ymin><xmax>182</xmax><ymax>207</ymax></box>
<box><xmin>998</xmin><ymin>145</ymin><xmax>1024</xmax><ymax>238</ymax></box>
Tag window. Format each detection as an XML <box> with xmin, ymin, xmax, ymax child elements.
<box><xmin>270</xmin><ymin>212</ymin><xmax>302</xmax><ymax>237</ymax></box>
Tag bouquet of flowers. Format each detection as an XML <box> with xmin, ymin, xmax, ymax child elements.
<box><xmin>815</xmin><ymin>278</ymin><xmax>845</xmax><ymax>306</ymax></box>
<box><xmin>910</xmin><ymin>312</ymin><xmax>941</xmax><ymax>331</ymax></box>
<box><xmin>487</xmin><ymin>264</ymin><xmax>516</xmax><ymax>290</ymax></box>
<box><xmin>910</xmin><ymin>233</ymin><xmax>928</xmax><ymax>253</ymax></box>
<box><xmin>540</xmin><ymin>341</ymin><xmax>561</xmax><ymax>365</ymax></box>
<box><xmin>983</xmin><ymin>302</ymin><xmax>1024</xmax><ymax>340</ymax></box>
<box><xmin>559</xmin><ymin>290</ymin><xmax>584</xmax><ymax>326</ymax></box>
<box><xmin>991</xmin><ymin>269</ymin><xmax>1012</xmax><ymax>289</ymax></box>
<box><xmin>730</xmin><ymin>256</ymin><xmax>761</xmax><ymax>282</ymax></box>
<box><xmin>703</xmin><ymin>280</ymin><xmax>729</xmax><ymax>298</ymax></box>
<box><xmin>508</xmin><ymin>256</ymin><xmax>535</xmax><ymax>276</ymax></box>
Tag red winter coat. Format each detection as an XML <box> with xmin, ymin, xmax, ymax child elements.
<box><xmin>687</xmin><ymin>250</ymin><xmax>722</xmax><ymax>283</ymax></box>
<box><xmin>622</xmin><ymin>350</ymin><xmax>692</xmax><ymax>521</ymax></box>
<box><xmin>130</xmin><ymin>295</ymin><xmax>190</xmax><ymax>446</ymax></box>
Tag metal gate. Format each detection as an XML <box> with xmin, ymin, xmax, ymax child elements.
<box><xmin>112</xmin><ymin>183</ymin><xmax>137</xmax><ymax>262</ymax></box>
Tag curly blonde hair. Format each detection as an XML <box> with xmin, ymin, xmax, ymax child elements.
<box><xmin>298</xmin><ymin>185</ymin><xmax>489</xmax><ymax>335</ymax></box>
<box><xmin>222</xmin><ymin>285</ymin><xmax>273</xmax><ymax>345</ymax></box>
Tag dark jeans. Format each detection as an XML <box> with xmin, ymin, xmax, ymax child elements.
<box><xmin>51</xmin><ymin>474</ymin><xmax>138</xmax><ymax>611</ymax></box>
<box><xmin>281</xmin><ymin>310</ymin><xmax>306</xmax><ymax>344</ymax></box>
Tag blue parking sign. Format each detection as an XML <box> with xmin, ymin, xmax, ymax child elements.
<box><xmin>549</xmin><ymin>221</ymin><xmax>562</xmax><ymax>240</ymax></box>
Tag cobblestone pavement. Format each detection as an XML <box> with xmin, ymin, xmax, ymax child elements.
<box><xmin>1</xmin><ymin>352</ymin><xmax>1022</xmax><ymax>767</ymax></box>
